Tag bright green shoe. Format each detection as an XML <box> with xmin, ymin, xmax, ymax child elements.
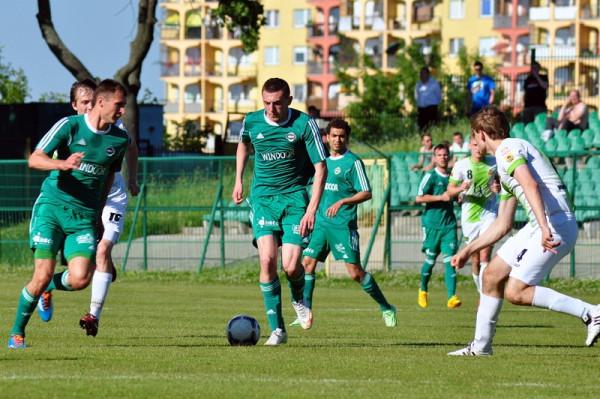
<box><xmin>382</xmin><ymin>306</ymin><xmax>397</xmax><ymax>327</ymax></box>
<box><xmin>288</xmin><ymin>318</ymin><xmax>301</xmax><ymax>327</ymax></box>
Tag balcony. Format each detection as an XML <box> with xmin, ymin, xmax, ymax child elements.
<box><xmin>581</xmin><ymin>6</ymin><xmax>600</xmax><ymax>19</ymax></box>
<box><xmin>184</xmin><ymin>62</ymin><xmax>201</xmax><ymax>77</ymax></box>
<box><xmin>493</xmin><ymin>15</ymin><xmax>529</xmax><ymax>28</ymax></box>
<box><xmin>206</xmin><ymin>25</ymin><xmax>223</xmax><ymax>40</ymax></box>
<box><xmin>307</xmin><ymin>22</ymin><xmax>339</xmax><ymax>37</ymax></box>
<box><xmin>555</xmin><ymin>6</ymin><xmax>577</xmax><ymax>20</ymax></box>
<box><xmin>530</xmin><ymin>7</ymin><xmax>550</xmax><ymax>20</ymax></box>
<box><xmin>227</xmin><ymin>100</ymin><xmax>256</xmax><ymax>113</ymax></box>
<box><xmin>413</xmin><ymin>4</ymin><xmax>434</xmax><ymax>23</ymax></box>
<box><xmin>161</xmin><ymin>24</ymin><xmax>180</xmax><ymax>40</ymax></box>
<box><xmin>530</xmin><ymin>44</ymin><xmax>576</xmax><ymax>59</ymax></box>
<box><xmin>389</xmin><ymin>19</ymin><xmax>407</xmax><ymax>30</ymax></box>
<box><xmin>184</xmin><ymin>102</ymin><xmax>202</xmax><ymax>113</ymax></box>
<box><xmin>161</xmin><ymin>63</ymin><xmax>180</xmax><ymax>77</ymax></box>
<box><xmin>164</xmin><ymin>102</ymin><xmax>179</xmax><ymax>113</ymax></box>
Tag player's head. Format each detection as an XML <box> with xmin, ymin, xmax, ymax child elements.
<box><xmin>421</xmin><ymin>132</ymin><xmax>433</xmax><ymax>149</ymax></box>
<box><xmin>92</xmin><ymin>79</ymin><xmax>127</xmax><ymax>124</ymax></box>
<box><xmin>326</xmin><ymin>118</ymin><xmax>350</xmax><ymax>154</ymax></box>
<box><xmin>262</xmin><ymin>78</ymin><xmax>292</xmax><ymax>123</ymax></box>
<box><xmin>433</xmin><ymin>143</ymin><xmax>449</xmax><ymax>169</ymax></box>
<box><xmin>470</xmin><ymin>106</ymin><xmax>510</xmax><ymax>153</ymax></box>
<box><xmin>473</xmin><ymin>61</ymin><xmax>483</xmax><ymax>75</ymax></box>
<box><xmin>419</xmin><ymin>66</ymin><xmax>430</xmax><ymax>82</ymax></box>
<box><xmin>469</xmin><ymin>140</ymin><xmax>483</xmax><ymax>160</ymax></box>
<box><xmin>70</xmin><ymin>79</ymin><xmax>97</xmax><ymax>115</ymax></box>
<box><xmin>452</xmin><ymin>131</ymin><xmax>464</xmax><ymax>145</ymax></box>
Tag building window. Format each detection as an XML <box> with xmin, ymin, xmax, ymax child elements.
<box><xmin>449</xmin><ymin>38</ymin><xmax>464</xmax><ymax>56</ymax></box>
<box><xmin>293</xmin><ymin>9</ymin><xmax>310</xmax><ymax>28</ymax></box>
<box><xmin>265</xmin><ymin>10</ymin><xmax>279</xmax><ymax>28</ymax></box>
<box><xmin>264</xmin><ymin>46</ymin><xmax>280</xmax><ymax>65</ymax></box>
<box><xmin>293</xmin><ymin>84</ymin><xmax>307</xmax><ymax>102</ymax></box>
<box><xmin>480</xmin><ymin>0</ymin><xmax>493</xmax><ymax>17</ymax></box>
<box><xmin>293</xmin><ymin>47</ymin><xmax>308</xmax><ymax>64</ymax></box>
<box><xmin>479</xmin><ymin>37</ymin><xmax>497</xmax><ymax>56</ymax></box>
<box><xmin>449</xmin><ymin>0</ymin><xmax>465</xmax><ymax>19</ymax></box>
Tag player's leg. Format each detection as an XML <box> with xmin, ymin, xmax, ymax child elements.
<box><xmin>300</xmin><ymin>227</ymin><xmax>329</xmax><ymax>311</ymax></box>
<box><xmin>282</xmin><ymin>243</ymin><xmax>312</xmax><ymax>330</ymax></box>
<box><xmin>470</xmin><ymin>252</ymin><xmax>481</xmax><ymax>293</ymax></box>
<box><xmin>478</xmin><ymin>245</ymin><xmax>492</xmax><ymax>292</ymax></box>
<box><xmin>301</xmin><ymin>256</ymin><xmax>318</xmax><ymax>309</ymax></box>
<box><xmin>441</xmin><ymin>227</ymin><xmax>461</xmax><ymax>308</ymax></box>
<box><xmin>419</xmin><ymin>227</ymin><xmax>439</xmax><ymax>308</ymax></box>
<box><xmin>503</xmin><ymin>218</ymin><xmax>600</xmax><ymax>346</ymax></box>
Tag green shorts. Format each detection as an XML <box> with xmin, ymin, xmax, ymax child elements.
<box><xmin>250</xmin><ymin>190</ymin><xmax>309</xmax><ymax>247</ymax></box>
<box><xmin>421</xmin><ymin>225</ymin><xmax>458</xmax><ymax>257</ymax></box>
<box><xmin>303</xmin><ymin>224</ymin><xmax>361</xmax><ymax>265</ymax></box>
<box><xmin>29</xmin><ymin>197</ymin><xmax>97</xmax><ymax>261</ymax></box>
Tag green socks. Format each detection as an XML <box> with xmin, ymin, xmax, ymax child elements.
<box><xmin>259</xmin><ymin>278</ymin><xmax>284</xmax><ymax>332</ymax></box>
<box><xmin>420</xmin><ymin>256</ymin><xmax>436</xmax><ymax>292</ymax></box>
<box><xmin>286</xmin><ymin>270</ymin><xmax>305</xmax><ymax>303</ymax></box>
<box><xmin>360</xmin><ymin>272</ymin><xmax>392</xmax><ymax>311</ymax></box>
<box><xmin>46</xmin><ymin>271</ymin><xmax>73</xmax><ymax>292</ymax></box>
<box><xmin>444</xmin><ymin>256</ymin><xmax>457</xmax><ymax>298</ymax></box>
<box><xmin>303</xmin><ymin>273</ymin><xmax>316</xmax><ymax>309</ymax></box>
<box><xmin>10</xmin><ymin>288</ymin><xmax>39</xmax><ymax>336</ymax></box>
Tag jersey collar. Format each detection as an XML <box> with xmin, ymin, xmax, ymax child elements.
<box><xmin>434</xmin><ymin>167</ymin><xmax>449</xmax><ymax>177</ymax></box>
<box><xmin>84</xmin><ymin>114</ymin><xmax>111</xmax><ymax>135</ymax></box>
<box><xmin>263</xmin><ymin>109</ymin><xmax>292</xmax><ymax>126</ymax></box>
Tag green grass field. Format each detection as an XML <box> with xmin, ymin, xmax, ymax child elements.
<box><xmin>1</xmin><ymin>268</ymin><xmax>599</xmax><ymax>398</ymax></box>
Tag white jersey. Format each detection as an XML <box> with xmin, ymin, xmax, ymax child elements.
<box><xmin>450</xmin><ymin>156</ymin><xmax>498</xmax><ymax>225</ymax></box>
<box><xmin>107</xmin><ymin>171</ymin><xmax>127</xmax><ymax>203</ymax></box>
<box><xmin>495</xmin><ymin>138</ymin><xmax>573</xmax><ymax>227</ymax></box>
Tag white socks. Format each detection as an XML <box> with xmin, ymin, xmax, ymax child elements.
<box><xmin>90</xmin><ymin>271</ymin><xmax>113</xmax><ymax>319</ymax></box>
<box><xmin>472</xmin><ymin>274</ymin><xmax>481</xmax><ymax>293</ymax></box>
<box><xmin>473</xmin><ymin>294</ymin><xmax>503</xmax><ymax>353</ymax></box>
<box><xmin>532</xmin><ymin>286</ymin><xmax>591</xmax><ymax>320</ymax></box>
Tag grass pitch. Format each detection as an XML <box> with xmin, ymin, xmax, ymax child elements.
<box><xmin>1</xmin><ymin>268</ymin><xmax>599</xmax><ymax>398</ymax></box>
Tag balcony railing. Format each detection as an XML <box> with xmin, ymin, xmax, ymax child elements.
<box><xmin>184</xmin><ymin>102</ymin><xmax>202</xmax><ymax>113</ymax></box>
<box><xmin>206</xmin><ymin>25</ymin><xmax>223</xmax><ymax>40</ymax></box>
<box><xmin>161</xmin><ymin>63</ymin><xmax>180</xmax><ymax>77</ymax></box>
<box><xmin>388</xmin><ymin>18</ymin><xmax>407</xmax><ymax>30</ymax></box>
<box><xmin>227</xmin><ymin>100</ymin><xmax>256</xmax><ymax>113</ymax></box>
<box><xmin>185</xmin><ymin>27</ymin><xmax>201</xmax><ymax>40</ymax></box>
<box><xmin>530</xmin><ymin>44</ymin><xmax>576</xmax><ymax>59</ymax></box>
<box><xmin>581</xmin><ymin>6</ymin><xmax>600</xmax><ymax>19</ymax></box>
<box><xmin>529</xmin><ymin>7</ymin><xmax>550</xmax><ymax>20</ymax></box>
<box><xmin>555</xmin><ymin>6</ymin><xmax>577</xmax><ymax>19</ymax></box>
<box><xmin>184</xmin><ymin>62</ymin><xmax>201</xmax><ymax>77</ymax></box>
<box><xmin>493</xmin><ymin>14</ymin><xmax>529</xmax><ymax>28</ymax></box>
<box><xmin>307</xmin><ymin>22</ymin><xmax>339</xmax><ymax>37</ymax></box>
<box><xmin>164</xmin><ymin>102</ymin><xmax>179</xmax><ymax>113</ymax></box>
<box><xmin>161</xmin><ymin>24</ymin><xmax>180</xmax><ymax>40</ymax></box>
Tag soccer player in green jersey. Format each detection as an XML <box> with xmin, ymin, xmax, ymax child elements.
<box><xmin>232</xmin><ymin>78</ymin><xmax>327</xmax><ymax>346</ymax></box>
<box><xmin>415</xmin><ymin>143</ymin><xmax>461</xmax><ymax>309</ymax></box>
<box><xmin>7</xmin><ymin>80</ymin><xmax>129</xmax><ymax>349</ymax></box>
<box><xmin>299</xmin><ymin>119</ymin><xmax>397</xmax><ymax>327</ymax></box>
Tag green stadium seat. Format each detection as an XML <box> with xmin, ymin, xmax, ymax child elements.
<box><xmin>534</xmin><ymin>113</ymin><xmax>547</xmax><ymax>132</ymax></box>
<box><xmin>593</xmin><ymin>131</ymin><xmax>600</xmax><ymax>147</ymax></box>
<box><xmin>569</xmin><ymin>136</ymin><xmax>586</xmax><ymax>152</ymax></box>
<box><xmin>555</xmin><ymin>129</ymin><xmax>568</xmax><ymax>139</ymax></box>
<box><xmin>569</xmin><ymin>129</ymin><xmax>582</xmax><ymax>138</ymax></box>
<box><xmin>580</xmin><ymin>181</ymin><xmax>595</xmax><ymax>197</ymax></box>
<box><xmin>582</xmin><ymin>129</ymin><xmax>595</xmax><ymax>148</ymax></box>
<box><xmin>543</xmin><ymin>137</ymin><xmax>557</xmax><ymax>153</ymax></box>
<box><xmin>510</xmin><ymin>122</ymin><xmax>524</xmax><ymax>137</ymax></box>
<box><xmin>409</xmin><ymin>171</ymin><xmax>423</xmax><ymax>184</ymax></box>
<box><xmin>556</xmin><ymin>136</ymin><xmax>570</xmax><ymax>152</ymax></box>
<box><xmin>409</xmin><ymin>182</ymin><xmax>420</xmax><ymax>198</ymax></box>
<box><xmin>590</xmin><ymin>110</ymin><xmax>598</xmax><ymax>122</ymax></box>
<box><xmin>525</xmin><ymin>122</ymin><xmax>539</xmax><ymax>138</ymax></box>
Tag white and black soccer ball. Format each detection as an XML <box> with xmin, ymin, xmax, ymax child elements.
<box><xmin>226</xmin><ymin>315</ymin><xmax>260</xmax><ymax>346</ymax></box>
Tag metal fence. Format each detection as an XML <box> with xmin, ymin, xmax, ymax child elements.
<box><xmin>1</xmin><ymin>152</ymin><xmax>599</xmax><ymax>278</ymax></box>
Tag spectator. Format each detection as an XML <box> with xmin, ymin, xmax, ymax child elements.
<box><xmin>449</xmin><ymin>131</ymin><xmax>469</xmax><ymax>167</ymax></box>
<box><xmin>558</xmin><ymin>89</ymin><xmax>588</xmax><ymax>132</ymax></box>
<box><xmin>521</xmin><ymin>61</ymin><xmax>549</xmax><ymax>124</ymax></box>
<box><xmin>467</xmin><ymin>61</ymin><xmax>495</xmax><ymax>116</ymax></box>
<box><xmin>411</xmin><ymin>132</ymin><xmax>434</xmax><ymax>171</ymax></box>
<box><xmin>415</xmin><ymin>66</ymin><xmax>442</xmax><ymax>131</ymax></box>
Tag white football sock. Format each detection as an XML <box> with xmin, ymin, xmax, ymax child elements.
<box><xmin>90</xmin><ymin>271</ymin><xmax>113</xmax><ymax>319</ymax></box>
<box><xmin>473</xmin><ymin>293</ymin><xmax>503</xmax><ymax>353</ymax></box>
<box><xmin>532</xmin><ymin>286</ymin><xmax>591</xmax><ymax>320</ymax></box>
<box><xmin>472</xmin><ymin>274</ymin><xmax>481</xmax><ymax>293</ymax></box>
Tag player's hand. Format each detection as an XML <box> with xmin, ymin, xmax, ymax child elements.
<box><xmin>541</xmin><ymin>226</ymin><xmax>560</xmax><ymax>254</ymax></box>
<box><xmin>440</xmin><ymin>192</ymin><xmax>451</xmax><ymax>202</ymax></box>
<box><xmin>460</xmin><ymin>181</ymin><xmax>471</xmax><ymax>192</ymax></box>
<box><xmin>128</xmin><ymin>180</ymin><xmax>140</xmax><ymax>196</ymax></box>
<box><xmin>451</xmin><ymin>250</ymin><xmax>469</xmax><ymax>269</ymax></box>
<box><xmin>326</xmin><ymin>200</ymin><xmax>344</xmax><ymax>218</ymax></box>
<box><xmin>232</xmin><ymin>182</ymin><xmax>244</xmax><ymax>204</ymax></box>
<box><xmin>299</xmin><ymin>211</ymin><xmax>315</xmax><ymax>237</ymax></box>
<box><xmin>61</xmin><ymin>152</ymin><xmax>84</xmax><ymax>171</ymax></box>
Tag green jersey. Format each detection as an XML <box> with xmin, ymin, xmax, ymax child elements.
<box><xmin>241</xmin><ymin>108</ymin><xmax>327</xmax><ymax>197</ymax></box>
<box><xmin>417</xmin><ymin>168</ymin><xmax>456</xmax><ymax>228</ymax></box>
<box><xmin>36</xmin><ymin>114</ymin><xmax>129</xmax><ymax>213</ymax></box>
<box><xmin>449</xmin><ymin>156</ymin><xmax>498</xmax><ymax>224</ymax></box>
<box><xmin>316</xmin><ymin>150</ymin><xmax>371</xmax><ymax>229</ymax></box>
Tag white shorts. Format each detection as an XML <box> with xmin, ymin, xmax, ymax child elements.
<box><xmin>462</xmin><ymin>213</ymin><xmax>496</xmax><ymax>244</ymax></box>
<box><xmin>497</xmin><ymin>214</ymin><xmax>577</xmax><ymax>286</ymax></box>
<box><xmin>101</xmin><ymin>195</ymin><xmax>128</xmax><ymax>244</ymax></box>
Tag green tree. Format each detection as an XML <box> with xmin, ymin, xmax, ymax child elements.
<box><xmin>213</xmin><ymin>0</ymin><xmax>266</xmax><ymax>53</ymax></box>
<box><xmin>0</xmin><ymin>47</ymin><xmax>29</xmax><ymax>103</ymax></box>
<box><xmin>163</xmin><ymin>120</ymin><xmax>209</xmax><ymax>153</ymax></box>
<box><xmin>38</xmin><ymin>91</ymin><xmax>68</xmax><ymax>103</ymax></box>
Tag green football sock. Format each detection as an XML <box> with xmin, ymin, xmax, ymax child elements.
<box><xmin>444</xmin><ymin>256</ymin><xmax>457</xmax><ymax>298</ymax></box>
<box><xmin>46</xmin><ymin>271</ymin><xmax>73</xmax><ymax>292</ymax></box>
<box><xmin>360</xmin><ymin>272</ymin><xmax>392</xmax><ymax>311</ymax></box>
<box><xmin>420</xmin><ymin>256</ymin><xmax>436</xmax><ymax>292</ymax></box>
<box><xmin>303</xmin><ymin>273</ymin><xmax>316</xmax><ymax>309</ymax></box>
<box><xmin>286</xmin><ymin>269</ymin><xmax>305</xmax><ymax>303</ymax></box>
<box><xmin>259</xmin><ymin>278</ymin><xmax>284</xmax><ymax>332</ymax></box>
<box><xmin>10</xmin><ymin>288</ymin><xmax>39</xmax><ymax>336</ymax></box>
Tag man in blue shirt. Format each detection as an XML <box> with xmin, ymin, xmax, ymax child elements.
<box><xmin>467</xmin><ymin>61</ymin><xmax>495</xmax><ymax>116</ymax></box>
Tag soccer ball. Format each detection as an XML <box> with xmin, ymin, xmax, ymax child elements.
<box><xmin>226</xmin><ymin>315</ymin><xmax>260</xmax><ymax>346</ymax></box>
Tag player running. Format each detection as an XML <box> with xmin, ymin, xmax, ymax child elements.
<box><xmin>449</xmin><ymin>107</ymin><xmax>600</xmax><ymax>356</ymax></box>
<box><xmin>232</xmin><ymin>78</ymin><xmax>327</xmax><ymax>346</ymax></box>
<box><xmin>415</xmin><ymin>143</ymin><xmax>462</xmax><ymax>309</ymax></box>
<box><xmin>297</xmin><ymin>119</ymin><xmax>397</xmax><ymax>328</ymax></box>
<box><xmin>446</xmin><ymin>141</ymin><xmax>499</xmax><ymax>292</ymax></box>
<box><xmin>8</xmin><ymin>80</ymin><xmax>130</xmax><ymax>349</ymax></box>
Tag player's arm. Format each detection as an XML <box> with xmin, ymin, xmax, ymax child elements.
<box><xmin>301</xmin><ymin>160</ymin><xmax>326</xmax><ymax>235</ymax></box>
<box><xmin>489</xmin><ymin>88</ymin><xmax>495</xmax><ymax>104</ymax></box>
<box><xmin>232</xmin><ymin>140</ymin><xmax>251</xmax><ymax>204</ymax></box>
<box><xmin>512</xmin><ymin>163</ymin><xmax>559</xmax><ymax>253</ymax></box>
<box><xmin>452</xmin><ymin>196</ymin><xmax>517</xmax><ymax>269</ymax></box>
<box><xmin>326</xmin><ymin>191</ymin><xmax>371</xmax><ymax>218</ymax></box>
<box><xmin>28</xmin><ymin>149</ymin><xmax>84</xmax><ymax>171</ymax></box>
<box><xmin>415</xmin><ymin>192</ymin><xmax>451</xmax><ymax>204</ymax></box>
<box><xmin>126</xmin><ymin>135</ymin><xmax>139</xmax><ymax>196</ymax></box>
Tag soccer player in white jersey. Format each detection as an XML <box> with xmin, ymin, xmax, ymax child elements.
<box><xmin>36</xmin><ymin>80</ymin><xmax>139</xmax><ymax>337</ymax></box>
<box><xmin>447</xmin><ymin>141</ymin><xmax>499</xmax><ymax>292</ymax></box>
<box><xmin>448</xmin><ymin>107</ymin><xmax>600</xmax><ymax>356</ymax></box>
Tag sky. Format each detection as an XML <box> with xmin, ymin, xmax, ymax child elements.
<box><xmin>0</xmin><ymin>1</ymin><xmax>163</xmax><ymax>102</ymax></box>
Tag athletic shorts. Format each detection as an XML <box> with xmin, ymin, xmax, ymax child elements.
<box><xmin>462</xmin><ymin>212</ymin><xmax>496</xmax><ymax>244</ymax></box>
<box><xmin>250</xmin><ymin>190</ymin><xmax>309</xmax><ymax>246</ymax></box>
<box><xmin>421</xmin><ymin>225</ymin><xmax>458</xmax><ymax>256</ymax></box>
<box><xmin>101</xmin><ymin>194</ymin><xmax>128</xmax><ymax>243</ymax></box>
<box><xmin>497</xmin><ymin>213</ymin><xmax>577</xmax><ymax>286</ymax></box>
<box><xmin>303</xmin><ymin>224</ymin><xmax>360</xmax><ymax>264</ymax></box>
<box><xmin>29</xmin><ymin>196</ymin><xmax>97</xmax><ymax>261</ymax></box>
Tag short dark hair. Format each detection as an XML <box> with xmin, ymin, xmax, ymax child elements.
<box><xmin>433</xmin><ymin>143</ymin><xmax>449</xmax><ymax>154</ymax></box>
<box><xmin>421</xmin><ymin>132</ymin><xmax>432</xmax><ymax>139</ymax></box>
<box><xmin>92</xmin><ymin>79</ymin><xmax>127</xmax><ymax>106</ymax></box>
<box><xmin>326</xmin><ymin>118</ymin><xmax>351</xmax><ymax>137</ymax></box>
<box><xmin>470</xmin><ymin>106</ymin><xmax>510</xmax><ymax>140</ymax></box>
<box><xmin>262</xmin><ymin>78</ymin><xmax>290</xmax><ymax>97</ymax></box>
<box><xmin>70</xmin><ymin>78</ymin><xmax>98</xmax><ymax>104</ymax></box>
<box><xmin>473</xmin><ymin>61</ymin><xmax>483</xmax><ymax>68</ymax></box>
<box><xmin>453</xmin><ymin>131</ymin><xmax>463</xmax><ymax>138</ymax></box>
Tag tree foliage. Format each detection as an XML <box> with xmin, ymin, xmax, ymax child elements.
<box><xmin>38</xmin><ymin>91</ymin><xmax>68</xmax><ymax>103</ymax></box>
<box><xmin>213</xmin><ymin>0</ymin><xmax>265</xmax><ymax>53</ymax></box>
<box><xmin>163</xmin><ymin>119</ymin><xmax>209</xmax><ymax>153</ymax></box>
<box><xmin>0</xmin><ymin>47</ymin><xmax>29</xmax><ymax>103</ymax></box>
